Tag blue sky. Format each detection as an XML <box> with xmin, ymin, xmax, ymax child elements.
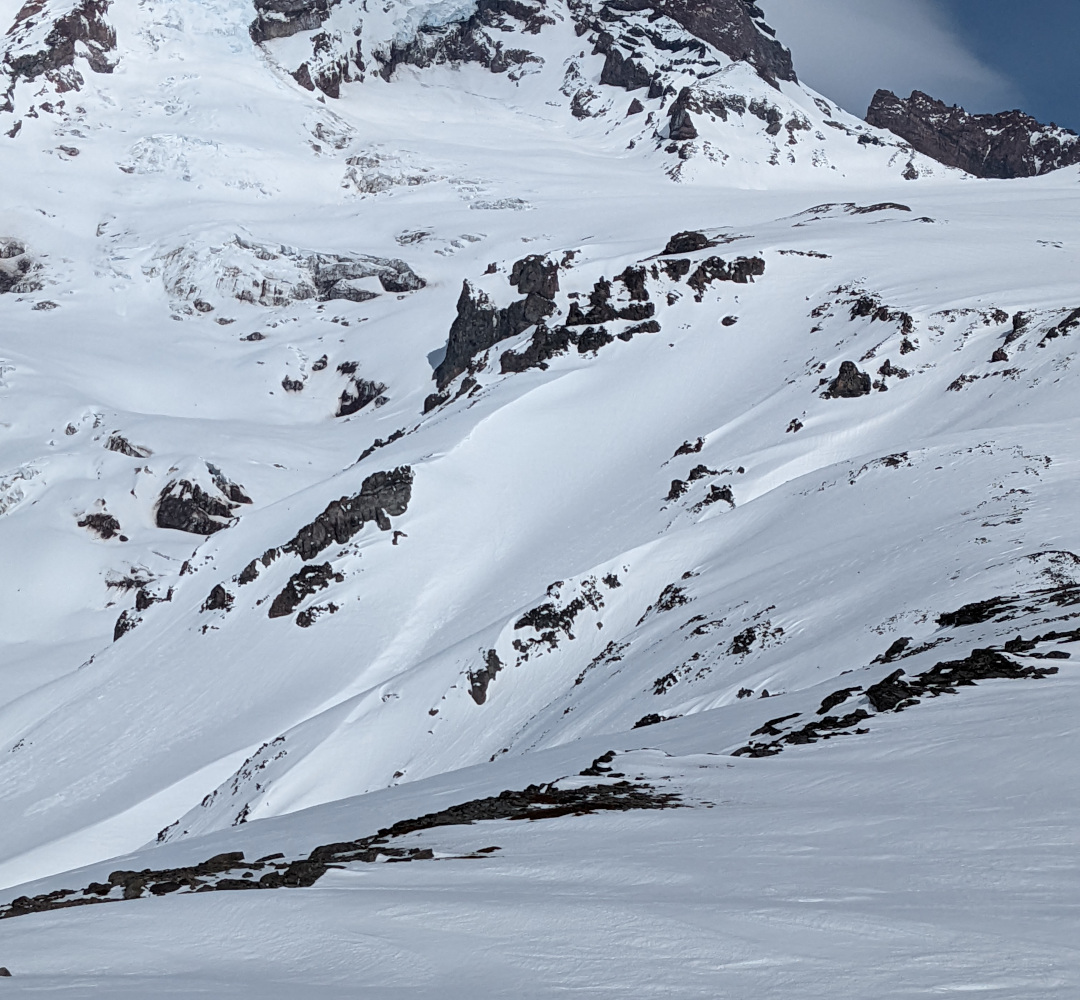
<box><xmin>940</xmin><ymin>0</ymin><xmax>1079</xmax><ymax>129</ymax></box>
<box><xmin>763</xmin><ymin>0</ymin><xmax>1079</xmax><ymax>131</ymax></box>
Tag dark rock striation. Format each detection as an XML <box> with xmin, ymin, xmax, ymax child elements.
<box><xmin>866</xmin><ymin>90</ymin><xmax>1080</xmax><ymax>179</ymax></box>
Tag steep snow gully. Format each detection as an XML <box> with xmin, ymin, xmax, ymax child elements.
<box><xmin>0</xmin><ymin>0</ymin><xmax>1078</xmax><ymax>994</ymax></box>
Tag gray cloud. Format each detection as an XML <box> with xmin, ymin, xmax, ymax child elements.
<box><xmin>761</xmin><ymin>0</ymin><xmax>1020</xmax><ymax>118</ymax></box>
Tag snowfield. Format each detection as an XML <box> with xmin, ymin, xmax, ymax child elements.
<box><xmin>0</xmin><ymin>0</ymin><xmax>1078</xmax><ymax>993</ymax></box>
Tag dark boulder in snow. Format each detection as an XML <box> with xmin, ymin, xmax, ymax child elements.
<box><xmin>337</xmin><ymin>378</ymin><xmax>389</xmax><ymax>417</ymax></box>
<box><xmin>667</xmin><ymin>87</ymin><xmax>699</xmax><ymax>140</ymax></box>
<box><xmin>509</xmin><ymin>255</ymin><xmax>559</xmax><ymax>299</ymax></box>
<box><xmin>156</xmin><ymin>481</ymin><xmax>237</xmax><ymax>535</ymax></box>
<box><xmin>825</xmin><ymin>361</ymin><xmax>871</xmax><ymax>398</ymax></box>
<box><xmin>77</xmin><ymin>512</ymin><xmax>121</xmax><ymax>539</ymax></box>
<box><xmin>467</xmin><ymin>649</ymin><xmax>504</xmax><ymax>705</ymax></box>
<box><xmin>201</xmin><ymin>585</ymin><xmax>234</xmax><ymax>612</ymax></box>
<box><xmin>113</xmin><ymin>610</ymin><xmax>140</xmax><ymax>642</ymax></box>
<box><xmin>663</xmin><ymin>230</ymin><xmax>712</xmax><ymax>256</ymax></box>
<box><xmin>268</xmin><ymin>563</ymin><xmax>341</xmax><ymax>619</ymax></box>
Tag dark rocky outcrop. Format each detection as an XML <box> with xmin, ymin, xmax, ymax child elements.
<box><xmin>824</xmin><ymin>361</ymin><xmax>871</xmax><ymax>398</ymax></box>
<box><xmin>509</xmin><ymin>254</ymin><xmax>559</xmax><ymax>299</ymax></box>
<box><xmin>112</xmin><ymin>610</ymin><xmax>140</xmax><ymax>642</ymax></box>
<box><xmin>310</xmin><ymin>253</ymin><xmax>424</xmax><ymax>299</ymax></box>
<box><xmin>595</xmin><ymin>34</ymin><xmax>652</xmax><ymax>91</ymax></box>
<box><xmin>2</xmin><ymin>0</ymin><xmax>117</xmax><ymax>108</ymax></box>
<box><xmin>686</xmin><ymin>256</ymin><xmax>765</xmax><ymax>300</ymax></box>
<box><xmin>201</xmin><ymin>584</ymin><xmax>234</xmax><ymax>613</ymax></box>
<box><xmin>249</xmin><ymin>0</ymin><xmax>336</xmax><ymax>43</ymax></box>
<box><xmin>268</xmin><ymin>563</ymin><xmax>342</xmax><ymax>619</ymax></box>
<box><xmin>0</xmin><ymin>781</ymin><xmax>678</xmax><ymax>921</ymax></box>
<box><xmin>604</xmin><ymin>0</ymin><xmax>795</xmax><ymax>88</ymax></box>
<box><xmin>374</xmin><ymin>0</ymin><xmax>550</xmax><ymax>85</ymax></box>
<box><xmin>104</xmin><ymin>433</ymin><xmax>152</xmax><ymax>458</ymax></box>
<box><xmin>434</xmin><ymin>262</ymin><xmax>558</xmax><ymax>389</ymax></box>
<box><xmin>576</xmin><ymin>325</ymin><xmax>613</xmax><ymax>353</ymax></box>
<box><xmin>866</xmin><ymin>90</ymin><xmax>1080</xmax><ymax>179</ymax></box>
<box><xmin>337</xmin><ymin>377</ymin><xmax>388</xmax><ymax>417</ymax></box>
<box><xmin>284</xmin><ymin>467</ymin><xmax>413</xmax><ymax>561</ymax></box>
<box><xmin>734</xmin><ymin>645</ymin><xmax>1063</xmax><ymax>758</ymax></box>
<box><xmin>156</xmin><ymin>481</ymin><xmax>238</xmax><ymax>535</ymax></box>
<box><xmin>667</xmin><ymin>86</ymin><xmax>698</xmax><ymax>140</ymax></box>
<box><xmin>77</xmin><ymin>512</ymin><xmax>121</xmax><ymax>539</ymax></box>
<box><xmin>499</xmin><ymin>322</ymin><xmax>574</xmax><ymax>373</ymax></box>
<box><xmin>662</xmin><ymin>231</ymin><xmax>713</xmax><ymax>255</ymax></box>
<box><xmin>467</xmin><ymin>649</ymin><xmax>504</xmax><ymax>705</ymax></box>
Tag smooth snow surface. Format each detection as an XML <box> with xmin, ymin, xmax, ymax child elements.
<box><xmin>0</xmin><ymin>0</ymin><xmax>1078</xmax><ymax>992</ymax></box>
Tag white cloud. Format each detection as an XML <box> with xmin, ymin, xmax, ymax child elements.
<box><xmin>761</xmin><ymin>0</ymin><xmax>1020</xmax><ymax>118</ymax></box>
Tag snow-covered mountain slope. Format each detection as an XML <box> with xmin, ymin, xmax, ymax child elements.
<box><xmin>0</xmin><ymin>0</ymin><xmax>1078</xmax><ymax>990</ymax></box>
<box><xmin>1</xmin><ymin>666</ymin><xmax>1078</xmax><ymax>996</ymax></box>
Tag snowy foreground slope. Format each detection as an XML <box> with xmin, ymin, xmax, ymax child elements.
<box><xmin>1</xmin><ymin>0</ymin><xmax>1079</xmax><ymax>992</ymax></box>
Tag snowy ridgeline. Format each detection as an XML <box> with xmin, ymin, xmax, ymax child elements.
<box><xmin>0</xmin><ymin>0</ymin><xmax>1079</xmax><ymax>993</ymax></box>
